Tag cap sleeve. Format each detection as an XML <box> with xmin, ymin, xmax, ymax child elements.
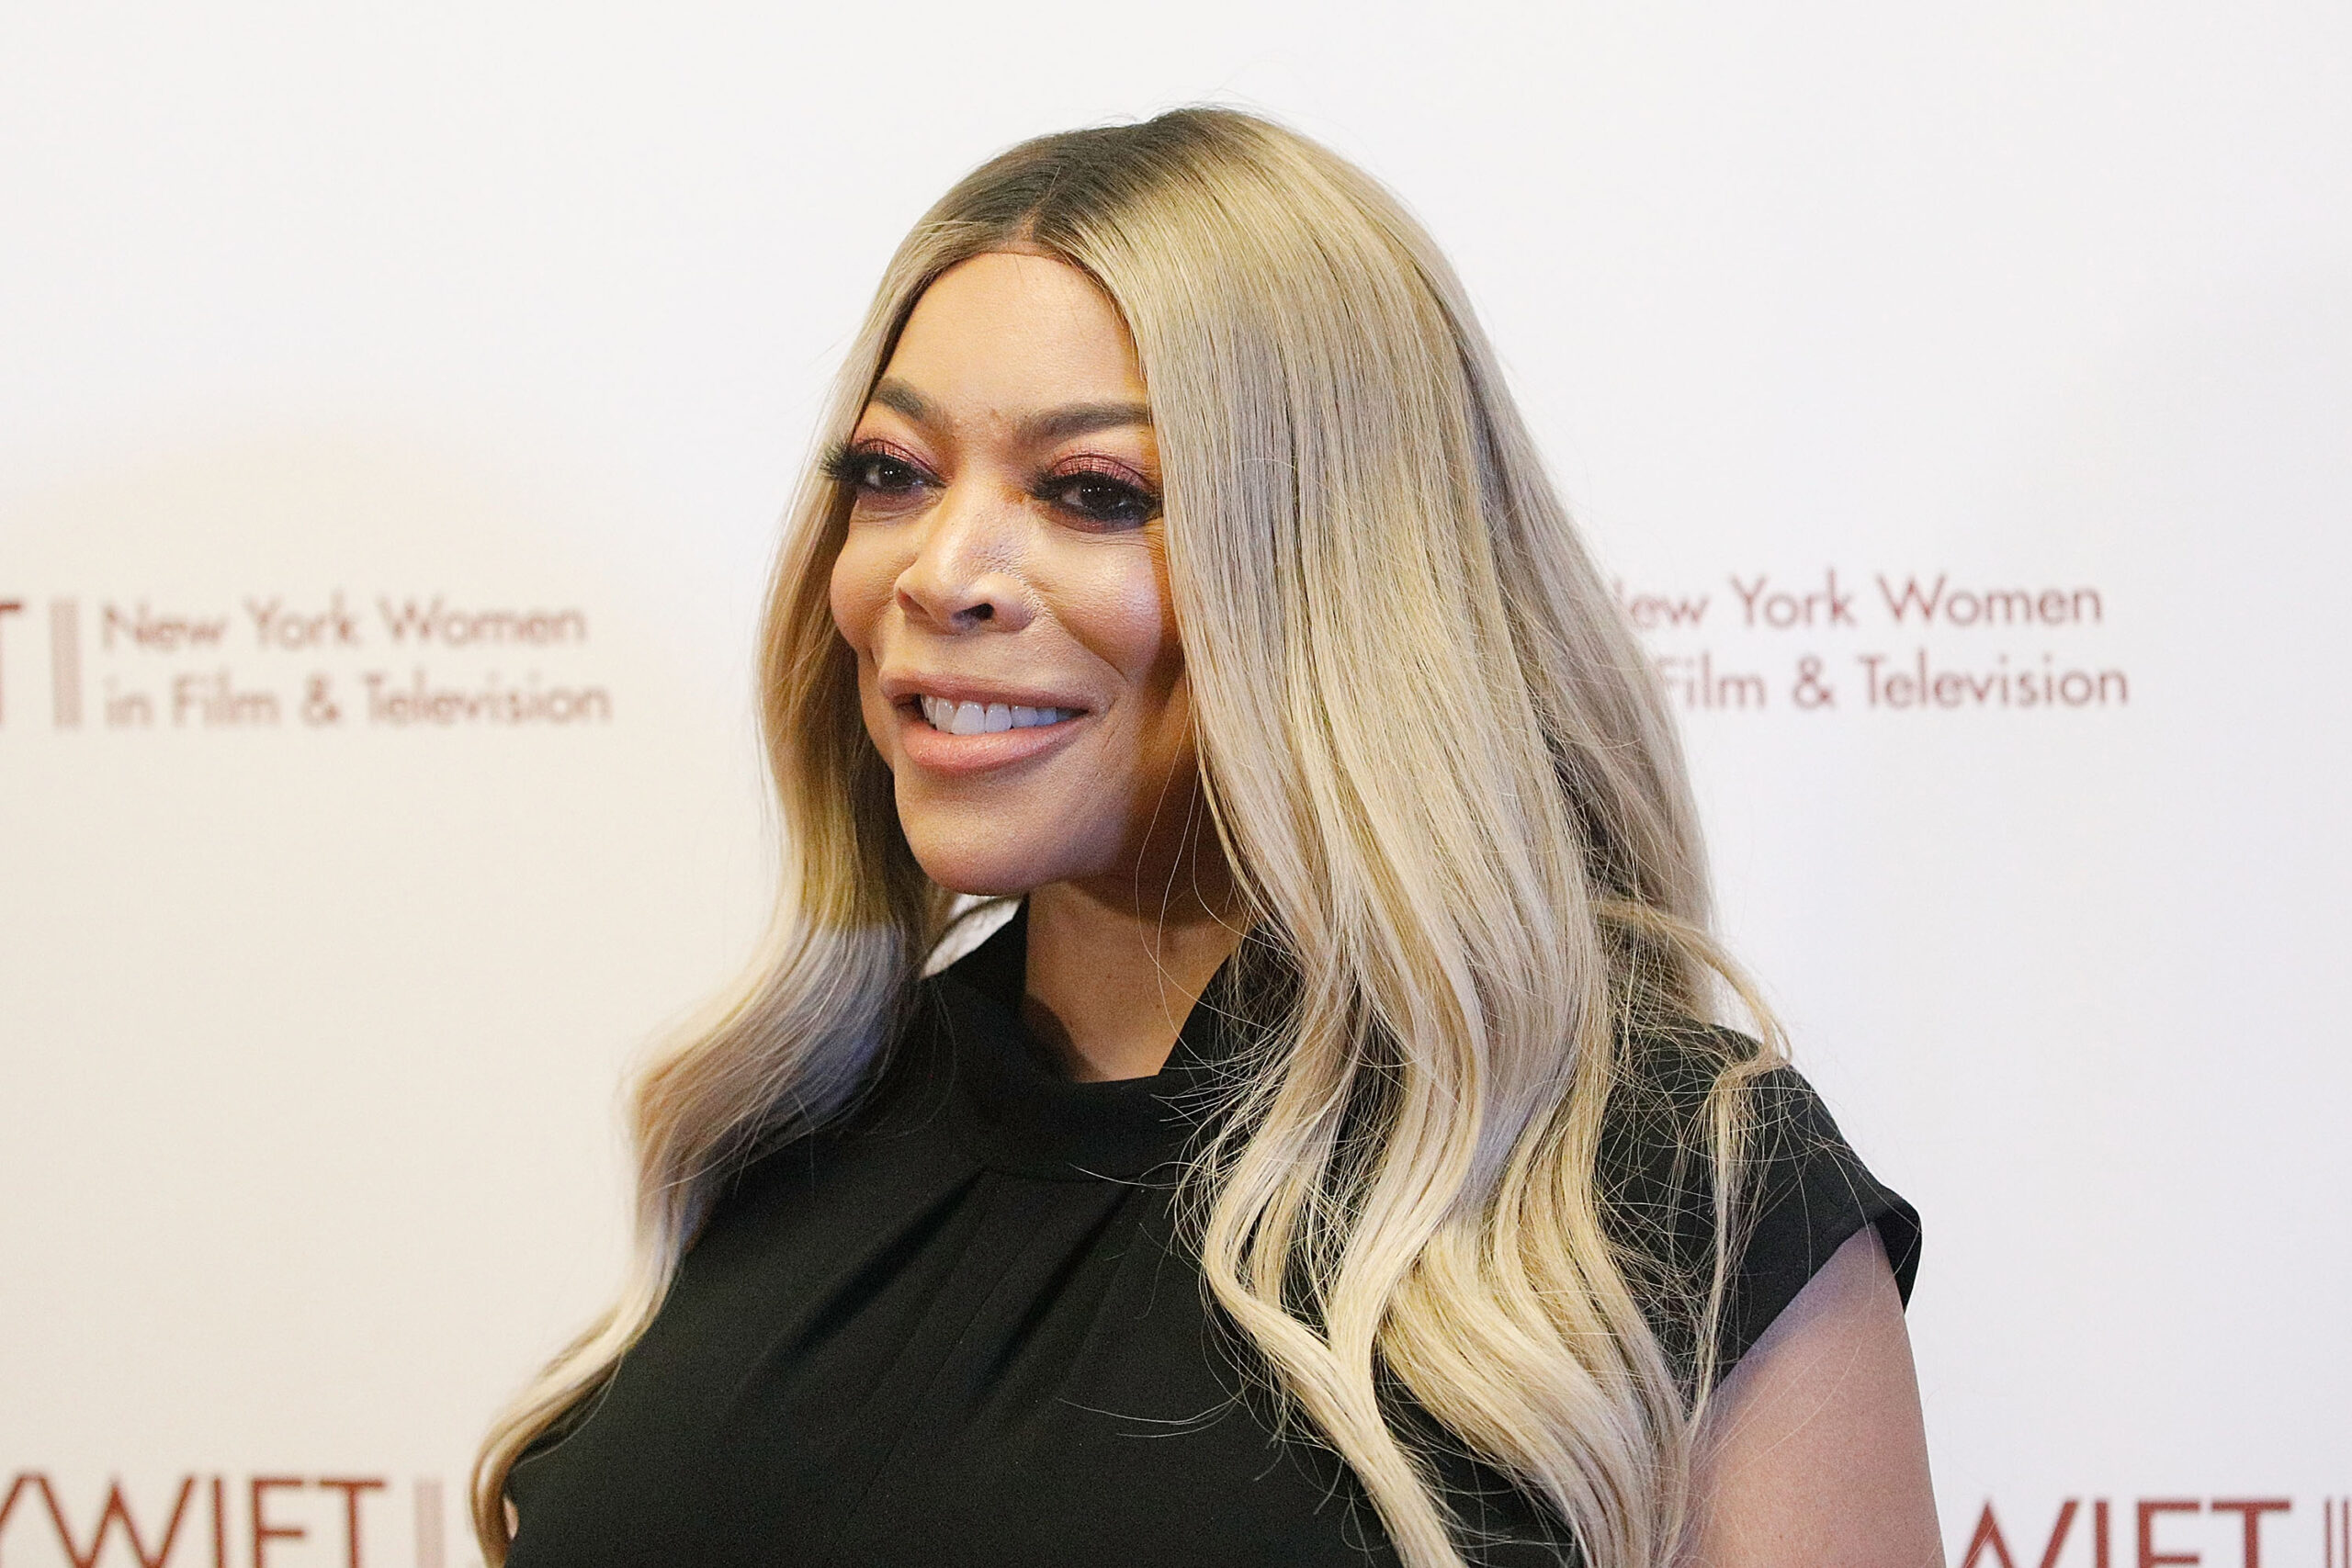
<box><xmin>1598</xmin><ymin>1032</ymin><xmax>1921</xmax><ymax>1378</ymax></box>
<box><xmin>1724</xmin><ymin>1066</ymin><xmax>1920</xmax><ymax>1360</ymax></box>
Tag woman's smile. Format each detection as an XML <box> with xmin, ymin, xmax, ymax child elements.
<box><xmin>878</xmin><ymin>671</ymin><xmax>1093</xmax><ymax>776</ymax></box>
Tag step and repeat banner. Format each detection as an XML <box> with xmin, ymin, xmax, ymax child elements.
<box><xmin>5</xmin><ymin>5</ymin><xmax>2346</xmax><ymax>1565</ymax></box>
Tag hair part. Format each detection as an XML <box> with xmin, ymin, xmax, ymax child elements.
<box><xmin>474</xmin><ymin>107</ymin><xmax>1781</xmax><ymax>1568</ymax></box>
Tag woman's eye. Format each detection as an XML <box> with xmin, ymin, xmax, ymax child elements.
<box><xmin>824</xmin><ymin>445</ymin><xmax>931</xmax><ymax>501</ymax></box>
<box><xmin>855</xmin><ymin>455</ymin><xmax>923</xmax><ymax>493</ymax></box>
<box><xmin>1040</xmin><ymin>471</ymin><xmax>1159</xmax><ymax>528</ymax></box>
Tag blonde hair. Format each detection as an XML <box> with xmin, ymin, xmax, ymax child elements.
<box><xmin>474</xmin><ymin>107</ymin><xmax>1781</xmax><ymax>1568</ymax></box>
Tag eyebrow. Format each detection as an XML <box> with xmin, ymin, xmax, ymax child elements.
<box><xmin>867</xmin><ymin>377</ymin><xmax>1152</xmax><ymax>445</ymax></box>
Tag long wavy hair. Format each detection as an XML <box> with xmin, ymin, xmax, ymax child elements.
<box><xmin>474</xmin><ymin>107</ymin><xmax>1781</xmax><ymax>1568</ymax></box>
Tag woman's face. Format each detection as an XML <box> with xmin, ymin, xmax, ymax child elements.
<box><xmin>828</xmin><ymin>251</ymin><xmax>1202</xmax><ymax>901</ymax></box>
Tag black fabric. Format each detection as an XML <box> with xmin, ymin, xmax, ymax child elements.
<box><xmin>506</xmin><ymin>908</ymin><xmax>1918</xmax><ymax>1567</ymax></box>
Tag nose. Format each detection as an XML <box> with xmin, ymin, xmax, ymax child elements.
<box><xmin>893</xmin><ymin>483</ymin><xmax>1031</xmax><ymax>634</ymax></box>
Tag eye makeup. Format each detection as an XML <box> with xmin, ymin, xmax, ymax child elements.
<box><xmin>821</xmin><ymin>439</ymin><xmax>1160</xmax><ymax>530</ymax></box>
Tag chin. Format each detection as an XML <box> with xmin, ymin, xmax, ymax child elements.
<box><xmin>911</xmin><ymin>858</ymin><xmax>1037</xmax><ymax>899</ymax></box>
<box><xmin>899</xmin><ymin>817</ymin><xmax>1079</xmax><ymax>900</ymax></box>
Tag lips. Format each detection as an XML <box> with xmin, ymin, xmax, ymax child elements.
<box><xmin>881</xmin><ymin>674</ymin><xmax>1091</xmax><ymax>777</ymax></box>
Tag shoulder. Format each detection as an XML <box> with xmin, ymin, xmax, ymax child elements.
<box><xmin>1595</xmin><ymin>1022</ymin><xmax>1922</xmax><ymax>1374</ymax></box>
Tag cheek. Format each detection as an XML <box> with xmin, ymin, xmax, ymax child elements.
<box><xmin>1068</xmin><ymin>541</ymin><xmax>1182</xmax><ymax>702</ymax></box>
<box><xmin>1051</xmin><ymin>542</ymin><xmax>1193</xmax><ymax>795</ymax></box>
<box><xmin>828</xmin><ymin>529</ymin><xmax>895</xmax><ymax>654</ymax></box>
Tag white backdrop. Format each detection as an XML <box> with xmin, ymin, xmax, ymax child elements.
<box><xmin>5</xmin><ymin>5</ymin><xmax>2347</xmax><ymax>1564</ymax></box>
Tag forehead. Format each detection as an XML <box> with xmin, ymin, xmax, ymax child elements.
<box><xmin>874</xmin><ymin>252</ymin><xmax>1148</xmax><ymax>423</ymax></box>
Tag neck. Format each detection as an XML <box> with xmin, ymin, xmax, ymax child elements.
<box><xmin>1021</xmin><ymin>872</ymin><xmax>1245</xmax><ymax>1083</ymax></box>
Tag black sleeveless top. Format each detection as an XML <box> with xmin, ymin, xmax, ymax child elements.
<box><xmin>506</xmin><ymin>910</ymin><xmax>1918</xmax><ymax>1567</ymax></box>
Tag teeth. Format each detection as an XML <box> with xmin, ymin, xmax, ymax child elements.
<box><xmin>917</xmin><ymin>694</ymin><xmax>1075</xmax><ymax>735</ymax></box>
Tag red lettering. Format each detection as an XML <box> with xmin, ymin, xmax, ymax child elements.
<box><xmin>319</xmin><ymin>1477</ymin><xmax>385</xmax><ymax>1568</ymax></box>
<box><xmin>252</xmin><ymin>1476</ymin><xmax>306</xmax><ymax>1568</ymax></box>
<box><xmin>1615</xmin><ymin>581</ymin><xmax>1712</xmax><ymax>629</ymax></box>
<box><xmin>2140</xmin><ymin>1499</ymin><xmax>2201</xmax><ymax>1568</ymax></box>
<box><xmin>1728</xmin><ymin>570</ymin><xmax>1857</xmax><ymax>629</ymax></box>
<box><xmin>1962</xmin><ymin>1504</ymin><xmax>2020</xmax><ymax>1568</ymax></box>
<box><xmin>1878</xmin><ymin>572</ymin><xmax>1947</xmax><ymax>625</ymax></box>
<box><xmin>2211</xmin><ymin>1499</ymin><xmax>2289</xmax><ymax>1568</ymax></box>
<box><xmin>2037</xmin><ymin>1501</ymin><xmax>2081</xmax><ymax>1568</ymax></box>
<box><xmin>213</xmin><ymin>1475</ymin><xmax>228</xmax><ymax>1568</ymax></box>
<box><xmin>34</xmin><ymin>1475</ymin><xmax>196</xmax><ymax>1568</ymax></box>
<box><xmin>1961</xmin><ymin>1500</ymin><xmax>2083</xmax><ymax>1568</ymax></box>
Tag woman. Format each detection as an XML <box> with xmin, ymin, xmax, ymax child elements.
<box><xmin>478</xmin><ymin>108</ymin><xmax>1937</xmax><ymax>1567</ymax></box>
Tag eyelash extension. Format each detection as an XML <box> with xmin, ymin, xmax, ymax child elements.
<box><xmin>822</xmin><ymin>439</ymin><xmax>940</xmax><ymax>491</ymax></box>
<box><xmin>1028</xmin><ymin>478</ymin><xmax>1163</xmax><ymax>524</ymax></box>
<box><xmin>817</xmin><ymin>441</ymin><xmax>864</xmax><ymax>486</ymax></box>
<box><xmin>1033</xmin><ymin>458</ymin><xmax>1163</xmax><ymax>522</ymax></box>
